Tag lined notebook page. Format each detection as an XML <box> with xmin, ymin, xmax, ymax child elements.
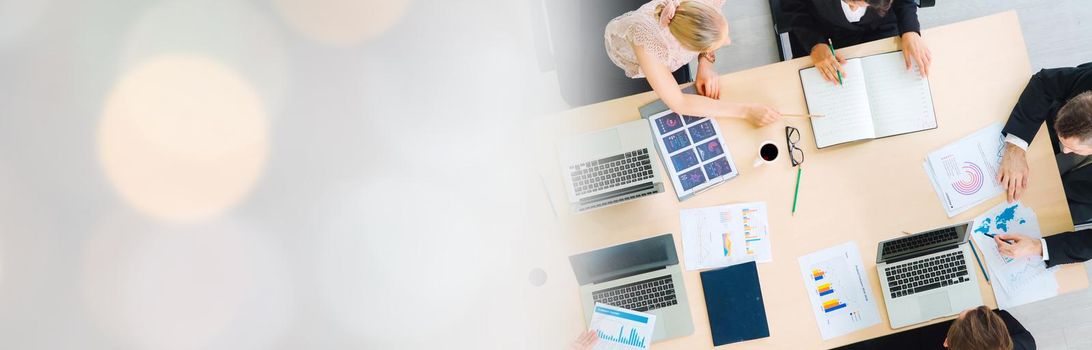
<box><xmin>800</xmin><ymin>59</ymin><xmax>875</xmax><ymax>148</ymax></box>
<box><xmin>861</xmin><ymin>51</ymin><xmax>937</xmax><ymax>138</ymax></box>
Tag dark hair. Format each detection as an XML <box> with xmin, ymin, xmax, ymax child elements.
<box><xmin>946</xmin><ymin>306</ymin><xmax>1013</xmax><ymax>350</ymax></box>
<box><xmin>866</xmin><ymin>0</ymin><xmax>893</xmax><ymax>17</ymax></box>
<box><xmin>1056</xmin><ymin>91</ymin><xmax>1092</xmax><ymax>143</ymax></box>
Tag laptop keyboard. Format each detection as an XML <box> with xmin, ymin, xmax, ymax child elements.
<box><xmin>882</xmin><ymin>227</ymin><xmax>959</xmax><ymax>257</ymax></box>
<box><xmin>885</xmin><ymin>250</ymin><xmax>970</xmax><ymax>299</ymax></box>
<box><xmin>592</xmin><ymin>275</ymin><xmax>677</xmax><ymax>312</ymax></box>
<box><xmin>569</xmin><ymin>149</ymin><xmax>654</xmax><ymax>196</ymax></box>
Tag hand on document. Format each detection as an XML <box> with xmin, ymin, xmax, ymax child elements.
<box><xmin>900</xmin><ymin>32</ymin><xmax>932</xmax><ymax>78</ymax></box>
<box><xmin>810</xmin><ymin>43</ymin><xmax>848</xmax><ymax>85</ymax></box>
<box><xmin>995</xmin><ymin>234</ymin><xmax>1044</xmax><ymax>260</ymax></box>
<box><xmin>998</xmin><ymin>143</ymin><xmax>1030</xmax><ymax>202</ymax></box>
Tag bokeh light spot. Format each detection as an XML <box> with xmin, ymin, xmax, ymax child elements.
<box><xmin>272</xmin><ymin>0</ymin><xmax>411</xmax><ymax>46</ymax></box>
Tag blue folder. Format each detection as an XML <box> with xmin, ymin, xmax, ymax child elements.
<box><xmin>699</xmin><ymin>261</ymin><xmax>770</xmax><ymax>346</ymax></box>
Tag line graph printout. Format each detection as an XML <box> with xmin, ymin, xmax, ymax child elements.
<box><xmin>680</xmin><ymin>202</ymin><xmax>771</xmax><ymax>271</ymax></box>
<box><xmin>798</xmin><ymin>242</ymin><xmax>881</xmax><ymax>340</ymax></box>
<box><xmin>969</xmin><ymin>202</ymin><xmax>1058</xmax><ymax>308</ymax></box>
<box><xmin>925</xmin><ymin>123</ymin><xmax>1005</xmax><ymax>217</ymax></box>
<box><xmin>589</xmin><ymin>303</ymin><xmax>657</xmax><ymax>350</ymax></box>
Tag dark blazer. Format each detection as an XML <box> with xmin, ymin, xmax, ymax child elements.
<box><xmin>1045</xmin><ymin>229</ymin><xmax>1092</xmax><ymax>267</ymax></box>
<box><xmin>782</xmin><ymin>0</ymin><xmax>921</xmax><ymax>55</ymax></box>
<box><xmin>1001</xmin><ymin>62</ymin><xmax>1092</xmax><ymax>204</ymax></box>
<box><xmin>997</xmin><ymin>309</ymin><xmax>1036</xmax><ymax>350</ymax></box>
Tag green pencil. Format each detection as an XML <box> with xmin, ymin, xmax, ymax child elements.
<box><xmin>827</xmin><ymin>39</ymin><xmax>843</xmax><ymax>86</ymax></box>
<box><xmin>791</xmin><ymin>167</ymin><xmax>802</xmax><ymax>215</ymax></box>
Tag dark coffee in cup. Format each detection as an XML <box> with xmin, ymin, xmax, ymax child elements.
<box><xmin>760</xmin><ymin>143</ymin><xmax>779</xmax><ymax>161</ymax></box>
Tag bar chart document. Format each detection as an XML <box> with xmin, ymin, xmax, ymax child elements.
<box><xmin>925</xmin><ymin>122</ymin><xmax>1005</xmax><ymax>217</ymax></box>
<box><xmin>679</xmin><ymin>202</ymin><xmax>772</xmax><ymax>271</ymax></box>
<box><xmin>797</xmin><ymin>242</ymin><xmax>881</xmax><ymax>340</ymax></box>
<box><xmin>589</xmin><ymin>303</ymin><xmax>657</xmax><ymax>350</ymax></box>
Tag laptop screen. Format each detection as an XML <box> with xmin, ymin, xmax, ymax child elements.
<box><xmin>569</xmin><ymin>233</ymin><xmax>678</xmax><ymax>285</ymax></box>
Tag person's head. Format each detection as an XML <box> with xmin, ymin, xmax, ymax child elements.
<box><xmin>1056</xmin><ymin>91</ymin><xmax>1092</xmax><ymax>155</ymax></box>
<box><xmin>656</xmin><ymin>1</ymin><xmax>730</xmax><ymax>54</ymax></box>
<box><xmin>843</xmin><ymin>0</ymin><xmax>893</xmax><ymax>16</ymax></box>
<box><xmin>943</xmin><ymin>306</ymin><xmax>1013</xmax><ymax>350</ymax></box>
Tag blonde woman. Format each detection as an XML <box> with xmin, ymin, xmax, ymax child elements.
<box><xmin>605</xmin><ymin>0</ymin><xmax>783</xmax><ymax>127</ymax></box>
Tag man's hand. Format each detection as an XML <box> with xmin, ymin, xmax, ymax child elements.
<box><xmin>995</xmin><ymin>234</ymin><xmax>1043</xmax><ymax>259</ymax></box>
<box><xmin>998</xmin><ymin>143</ymin><xmax>1029</xmax><ymax>202</ymax></box>
<box><xmin>900</xmin><ymin>32</ymin><xmax>932</xmax><ymax>77</ymax></box>
<box><xmin>569</xmin><ymin>330</ymin><xmax>598</xmax><ymax>350</ymax></box>
<box><xmin>695</xmin><ymin>58</ymin><xmax>720</xmax><ymax>99</ymax></box>
<box><xmin>810</xmin><ymin>43</ymin><xmax>846</xmax><ymax>85</ymax></box>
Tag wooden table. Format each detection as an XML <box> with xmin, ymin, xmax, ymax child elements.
<box><xmin>528</xmin><ymin>11</ymin><xmax>1087</xmax><ymax>349</ymax></box>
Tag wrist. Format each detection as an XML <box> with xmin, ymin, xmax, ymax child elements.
<box><xmin>1005</xmin><ymin>143</ymin><xmax>1027</xmax><ymax>157</ymax></box>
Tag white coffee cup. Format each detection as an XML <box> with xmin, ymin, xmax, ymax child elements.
<box><xmin>753</xmin><ymin>141</ymin><xmax>780</xmax><ymax>167</ymax></box>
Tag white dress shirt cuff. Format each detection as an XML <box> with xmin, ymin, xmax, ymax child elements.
<box><xmin>1005</xmin><ymin>134</ymin><xmax>1030</xmax><ymax>151</ymax></box>
<box><xmin>1041</xmin><ymin>238</ymin><xmax>1050</xmax><ymax>261</ymax></box>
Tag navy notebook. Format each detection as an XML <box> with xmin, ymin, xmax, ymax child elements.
<box><xmin>699</xmin><ymin>261</ymin><xmax>770</xmax><ymax>346</ymax></box>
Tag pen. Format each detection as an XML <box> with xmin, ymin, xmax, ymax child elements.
<box><xmin>783</xmin><ymin>114</ymin><xmax>825</xmax><ymax>118</ymax></box>
<box><xmin>827</xmin><ymin>39</ymin><xmax>843</xmax><ymax>86</ymax></box>
<box><xmin>982</xmin><ymin>232</ymin><xmax>1013</xmax><ymax>245</ymax></box>
<box><xmin>791</xmin><ymin>168</ymin><xmax>802</xmax><ymax>216</ymax></box>
<box><xmin>968</xmin><ymin>239</ymin><xmax>990</xmax><ymax>283</ymax></box>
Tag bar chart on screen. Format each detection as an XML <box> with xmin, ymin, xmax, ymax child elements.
<box><xmin>588</xmin><ymin>303</ymin><xmax>657</xmax><ymax>350</ymax></box>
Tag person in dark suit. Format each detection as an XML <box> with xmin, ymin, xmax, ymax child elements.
<box><xmin>782</xmin><ymin>0</ymin><xmax>931</xmax><ymax>84</ymax></box>
<box><xmin>944</xmin><ymin>306</ymin><xmax>1035</xmax><ymax>350</ymax></box>
<box><xmin>997</xmin><ymin>62</ymin><xmax>1092</xmax><ymax>223</ymax></box>
<box><xmin>995</xmin><ymin>227</ymin><xmax>1092</xmax><ymax>268</ymax></box>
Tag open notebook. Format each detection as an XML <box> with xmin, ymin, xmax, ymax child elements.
<box><xmin>799</xmin><ymin>51</ymin><xmax>937</xmax><ymax>149</ymax></box>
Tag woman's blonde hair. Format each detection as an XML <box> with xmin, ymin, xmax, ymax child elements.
<box><xmin>655</xmin><ymin>1</ymin><xmax>725</xmax><ymax>52</ymax></box>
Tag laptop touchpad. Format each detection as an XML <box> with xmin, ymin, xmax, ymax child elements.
<box><xmin>918</xmin><ymin>291</ymin><xmax>952</xmax><ymax>319</ymax></box>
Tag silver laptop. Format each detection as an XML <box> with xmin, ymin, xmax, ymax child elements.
<box><xmin>557</xmin><ymin>120</ymin><xmax>664</xmax><ymax>212</ymax></box>
<box><xmin>875</xmin><ymin>223</ymin><xmax>983</xmax><ymax>329</ymax></box>
<box><xmin>569</xmin><ymin>233</ymin><xmax>694</xmax><ymax>342</ymax></box>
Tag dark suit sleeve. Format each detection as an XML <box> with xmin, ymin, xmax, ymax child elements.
<box><xmin>782</xmin><ymin>0</ymin><xmax>827</xmax><ymax>54</ymax></box>
<box><xmin>1002</xmin><ymin>64</ymin><xmax>1092</xmax><ymax>144</ymax></box>
<box><xmin>891</xmin><ymin>0</ymin><xmax>920</xmax><ymax>35</ymax></box>
<box><xmin>996</xmin><ymin>310</ymin><xmax>1036</xmax><ymax>350</ymax></box>
<box><xmin>1044</xmin><ymin>229</ymin><xmax>1092</xmax><ymax>267</ymax></box>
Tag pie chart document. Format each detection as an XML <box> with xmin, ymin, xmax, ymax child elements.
<box><xmin>924</xmin><ymin>123</ymin><xmax>1005</xmax><ymax>217</ymax></box>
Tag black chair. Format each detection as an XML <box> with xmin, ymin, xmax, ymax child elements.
<box><xmin>529</xmin><ymin>0</ymin><xmax>692</xmax><ymax>108</ymax></box>
<box><xmin>769</xmin><ymin>0</ymin><xmax>937</xmax><ymax>61</ymax></box>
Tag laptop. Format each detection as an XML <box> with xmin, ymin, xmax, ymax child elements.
<box><xmin>875</xmin><ymin>222</ymin><xmax>984</xmax><ymax>329</ymax></box>
<box><xmin>569</xmin><ymin>233</ymin><xmax>694</xmax><ymax>342</ymax></box>
<box><xmin>557</xmin><ymin>120</ymin><xmax>664</xmax><ymax>212</ymax></box>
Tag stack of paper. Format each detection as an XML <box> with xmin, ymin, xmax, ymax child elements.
<box><xmin>679</xmin><ymin>202</ymin><xmax>771</xmax><ymax>271</ymax></box>
<box><xmin>969</xmin><ymin>202</ymin><xmax>1058</xmax><ymax>309</ymax></box>
<box><xmin>924</xmin><ymin>123</ymin><xmax>1005</xmax><ymax>217</ymax></box>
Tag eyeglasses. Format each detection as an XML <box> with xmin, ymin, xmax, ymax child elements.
<box><xmin>786</xmin><ymin>126</ymin><xmax>804</xmax><ymax>167</ymax></box>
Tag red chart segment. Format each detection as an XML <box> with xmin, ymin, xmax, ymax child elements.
<box><xmin>951</xmin><ymin>162</ymin><xmax>984</xmax><ymax>195</ymax></box>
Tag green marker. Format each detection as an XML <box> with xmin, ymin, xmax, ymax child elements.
<box><xmin>791</xmin><ymin>167</ymin><xmax>802</xmax><ymax>215</ymax></box>
<box><xmin>828</xmin><ymin>39</ymin><xmax>842</xmax><ymax>86</ymax></box>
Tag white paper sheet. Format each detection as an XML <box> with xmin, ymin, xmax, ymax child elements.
<box><xmin>925</xmin><ymin>123</ymin><xmax>1005</xmax><ymax>217</ymax></box>
<box><xmin>968</xmin><ymin>202</ymin><xmax>1058</xmax><ymax>309</ymax></box>
<box><xmin>861</xmin><ymin>51</ymin><xmax>937</xmax><ymax>138</ymax></box>
<box><xmin>680</xmin><ymin>202</ymin><xmax>772</xmax><ymax>271</ymax></box>
<box><xmin>589</xmin><ymin>303</ymin><xmax>657</xmax><ymax>350</ymax></box>
<box><xmin>797</xmin><ymin>242</ymin><xmax>882</xmax><ymax>340</ymax></box>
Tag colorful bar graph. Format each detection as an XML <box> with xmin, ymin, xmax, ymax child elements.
<box><xmin>597</xmin><ymin>325</ymin><xmax>648</xmax><ymax>348</ymax></box>
<box><xmin>817</xmin><ymin>283</ymin><xmax>833</xmax><ymax>296</ymax></box>
<box><xmin>722</xmin><ymin>233</ymin><xmax>731</xmax><ymax>257</ymax></box>
<box><xmin>822</xmin><ymin>299</ymin><xmax>847</xmax><ymax>313</ymax></box>
<box><xmin>812</xmin><ymin>269</ymin><xmax>825</xmax><ymax>281</ymax></box>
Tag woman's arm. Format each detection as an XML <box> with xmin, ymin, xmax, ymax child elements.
<box><xmin>634</xmin><ymin>44</ymin><xmax>780</xmax><ymax>126</ymax></box>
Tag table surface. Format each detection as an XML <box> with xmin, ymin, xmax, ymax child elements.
<box><xmin>529</xmin><ymin>11</ymin><xmax>1088</xmax><ymax>349</ymax></box>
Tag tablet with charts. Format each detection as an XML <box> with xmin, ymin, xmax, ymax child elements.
<box><xmin>645</xmin><ymin>109</ymin><xmax>739</xmax><ymax>200</ymax></box>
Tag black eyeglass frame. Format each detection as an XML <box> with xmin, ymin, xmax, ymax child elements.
<box><xmin>785</xmin><ymin>126</ymin><xmax>804</xmax><ymax>167</ymax></box>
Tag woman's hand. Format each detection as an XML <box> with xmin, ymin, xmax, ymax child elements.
<box><xmin>569</xmin><ymin>330</ymin><xmax>598</xmax><ymax>350</ymax></box>
<box><xmin>810</xmin><ymin>43</ymin><xmax>846</xmax><ymax>85</ymax></box>
<box><xmin>695</xmin><ymin>57</ymin><xmax>720</xmax><ymax>99</ymax></box>
<box><xmin>901</xmin><ymin>32</ymin><xmax>932</xmax><ymax>77</ymax></box>
<box><xmin>744</xmin><ymin>104</ymin><xmax>782</xmax><ymax>127</ymax></box>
